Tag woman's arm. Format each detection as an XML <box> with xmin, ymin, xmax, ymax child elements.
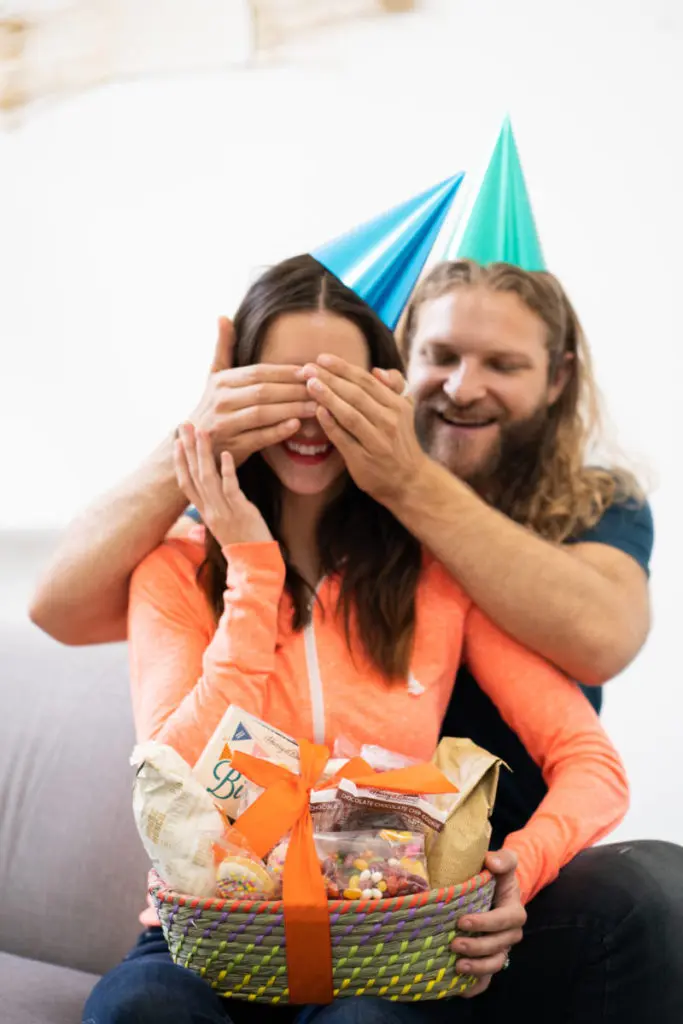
<box><xmin>464</xmin><ymin>606</ymin><xmax>629</xmax><ymax>904</ymax></box>
<box><xmin>129</xmin><ymin>539</ymin><xmax>285</xmax><ymax>768</ymax></box>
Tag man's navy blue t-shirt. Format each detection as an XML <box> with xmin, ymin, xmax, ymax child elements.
<box><xmin>439</xmin><ymin>499</ymin><xmax>654</xmax><ymax>847</ymax></box>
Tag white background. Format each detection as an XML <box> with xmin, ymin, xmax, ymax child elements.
<box><xmin>1</xmin><ymin>0</ymin><xmax>681</xmax><ymax>843</ymax></box>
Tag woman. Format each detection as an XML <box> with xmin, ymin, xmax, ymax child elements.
<box><xmin>85</xmin><ymin>255</ymin><xmax>628</xmax><ymax>1024</ymax></box>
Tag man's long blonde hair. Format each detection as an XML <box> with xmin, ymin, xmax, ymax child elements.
<box><xmin>400</xmin><ymin>260</ymin><xmax>644</xmax><ymax>543</ymax></box>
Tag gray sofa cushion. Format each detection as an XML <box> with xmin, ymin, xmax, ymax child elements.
<box><xmin>0</xmin><ymin>624</ymin><xmax>150</xmax><ymax>976</ymax></box>
<box><xmin>0</xmin><ymin>951</ymin><xmax>99</xmax><ymax>1024</ymax></box>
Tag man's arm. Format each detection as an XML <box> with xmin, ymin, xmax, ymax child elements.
<box><xmin>304</xmin><ymin>356</ymin><xmax>651</xmax><ymax>687</ymax></box>
<box><xmin>29</xmin><ymin>318</ymin><xmax>313</xmax><ymax>646</ymax></box>
<box><xmin>29</xmin><ymin>432</ymin><xmax>187</xmax><ymax>646</ymax></box>
<box><xmin>387</xmin><ymin>458</ymin><xmax>651</xmax><ymax>686</ymax></box>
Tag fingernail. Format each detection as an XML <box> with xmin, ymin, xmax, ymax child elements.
<box><xmin>317</xmin><ymin>354</ymin><xmax>334</xmax><ymax>366</ymax></box>
<box><xmin>307</xmin><ymin>378</ymin><xmax>324</xmax><ymax>392</ymax></box>
<box><xmin>459</xmin><ymin>918</ymin><xmax>472</xmax><ymax>930</ymax></box>
<box><xmin>304</xmin><ymin>402</ymin><xmax>318</xmax><ymax>414</ymax></box>
<box><xmin>454</xmin><ymin>940</ymin><xmax>468</xmax><ymax>953</ymax></box>
<box><xmin>295</xmin><ymin>366</ymin><xmax>308</xmax><ymax>379</ymax></box>
<box><xmin>458</xmin><ymin>962</ymin><xmax>471</xmax><ymax>972</ymax></box>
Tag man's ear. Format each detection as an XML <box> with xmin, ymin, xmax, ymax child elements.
<box><xmin>548</xmin><ymin>351</ymin><xmax>574</xmax><ymax>406</ymax></box>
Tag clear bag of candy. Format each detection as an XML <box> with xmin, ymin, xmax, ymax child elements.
<box><xmin>267</xmin><ymin>830</ymin><xmax>429</xmax><ymax>900</ymax></box>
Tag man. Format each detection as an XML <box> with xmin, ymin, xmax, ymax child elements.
<box><xmin>30</xmin><ymin>260</ymin><xmax>682</xmax><ymax>1022</ymax></box>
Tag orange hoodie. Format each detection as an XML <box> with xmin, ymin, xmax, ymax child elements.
<box><xmin>129</xmin><ymin>532</ymin><xmax>629</xmax><ymax>905</ymax></box>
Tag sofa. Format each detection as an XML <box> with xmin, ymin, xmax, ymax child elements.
<box><xmin>1</xmin><ymin>621</ymin><xmax>150</xmax><ymax>1024</ymax></box>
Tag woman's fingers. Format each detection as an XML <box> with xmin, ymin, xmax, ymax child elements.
<box><xmin>456</xmin><ymin>950</ymin><xmax>509</xmax><ymax>978</ymax></box>
<box><xmin>232</xmin><ymin>418</ymin><xmax>301</xmax><ymax>466</ymax></box>
<box><xmin>460</xmin><ymin>975</ymin><xmax>493</xmax><ymax>999</ymax></box>
<box><xmin>195</xmin><ymin>429</ymin><xmax>225</xmax><ymax>509</ymax></box>
<box><xmin>220</xmin><ymin>450</ymin><xmax>241</xmax><ymax>503</ymax></box>
<box><xmin>179</xmin><ymin>423</ymin><xmax>201</xmax><ymax>490</ymax></box>
<box><xmin>452</xmin><ymin>928</ymin><xmax>522</xmax><ymax>960</ymax></box>
<box><xmin>173</xmin><ymin>437</ymin><xmax>201</xmax><ymax>507</ymax></box>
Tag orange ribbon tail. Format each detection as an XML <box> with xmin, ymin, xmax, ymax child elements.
<box><xmin>229</xmin><ymin>740</ymin><xmax>458</xmax><ymax>1004</ymax></box>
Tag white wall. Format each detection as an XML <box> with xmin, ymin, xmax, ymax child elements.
<box><xmin>2</xmin><ymin>0</ymin><xmax>682</xmax><ymax>842</ymax></box>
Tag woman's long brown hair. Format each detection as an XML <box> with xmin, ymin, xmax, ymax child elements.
<box><xmin>200</xmin><ymin>254</ymin><xmax>422</xmax><ymax>680</ymax></box>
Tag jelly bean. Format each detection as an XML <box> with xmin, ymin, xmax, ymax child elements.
<box><xmin>371</xmin><ymin>870</ymin><xmax>383</xmax><ymax>884</ymax></box>
<box><xmin>354</xmin><ymin>859</ymin><xmax>369</xmax><ymax>871</ymax></box>
<box><xmin>388</xmin><ymin>858</ymin><xmax>400</xmax><ymax>867</ymax></box>
<box><xmin>378</xmin><ymin>880</ymin><xmax>387</xmax><ymax>892</ymax></box>
<box><xmin>370</xmin><ymin>888</ymin><xmax>382</xmax><ymax>899</ymax></box>
<box><xmin>361</xmin><ymin>888</ymin><xmax>373</xmax><ymax>899</ymax></box>
<box><xmin>343</xmin><ymin>888</ymin><xmax>362</xmax><ymax>900</ymax></box>
<box><xmin>359</xmin><ymin>869</ymin><xmax>371</xmax><ymax>884</ymax></box>
<box><xmin>348</xmin><ymin>874</ymin><xmax>360</xmax><ymax>890</ymax></box>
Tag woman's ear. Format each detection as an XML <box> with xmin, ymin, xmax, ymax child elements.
<box><xmin>548</xmin><ymin>351</ymin><xmax>574</xmax><ymax>406</ymax></box>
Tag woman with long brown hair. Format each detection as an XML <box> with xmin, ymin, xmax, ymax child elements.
<box><xmin>86</xmin><ymin>254</ymin><xmax>628</xmax><ymax>1024</ymax></box>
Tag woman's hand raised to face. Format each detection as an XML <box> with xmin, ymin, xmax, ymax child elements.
<box><xmin>174</xmin><ymin>423</ymin><xmax>272</xmax><ymax>549</ymax></box>
<box><xmin>188</xmin><ymin>317</ymin><xmax>317</xmax><ymax>467</ymax></box>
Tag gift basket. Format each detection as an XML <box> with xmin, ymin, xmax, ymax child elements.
<box><xmin>135</xmin><ymin>707</ymin><xmax>500</xmax><ymax>1005</ymax></box>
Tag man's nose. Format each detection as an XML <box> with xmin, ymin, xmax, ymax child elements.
<box><xmin>443</xmin><ymin>362</ymin><xmax>485</xmax><ymax>403</ymax></box>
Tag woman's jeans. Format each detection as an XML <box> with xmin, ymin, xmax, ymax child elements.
<box><xmin>82</xmin><ymin>840</ymin><xmax>683</xmax><ymax>1024</ymax></box>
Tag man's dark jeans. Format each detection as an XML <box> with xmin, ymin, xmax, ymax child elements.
<box><xmin>83</xmin><ymin>840</ymin><xmax>683</xmax><ymax>1024</ymax></box>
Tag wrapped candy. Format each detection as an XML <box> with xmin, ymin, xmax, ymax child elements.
<box><xmin>311</xmin><ymin>777</ymin><xmax>447</xmax><ymax>834</ymax></box>
<box><xmin>213</xmin><ymin>828</ymin><xmax>278</xmax><ymax>900</ymax></box>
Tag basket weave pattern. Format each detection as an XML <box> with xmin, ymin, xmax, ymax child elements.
<box><xmin>151</xmin><ymin>870</ymin><xmax>495</xmax><ymax>1003</ymax></box>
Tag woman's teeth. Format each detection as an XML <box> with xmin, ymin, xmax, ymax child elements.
<box><xmin>284</xmin><ymin>441</ymin><xmax>331</xmax><ymax>456</ymax></box>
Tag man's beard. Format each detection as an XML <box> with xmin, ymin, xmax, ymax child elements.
<box><xmin>415</xmin><ymin>402</ymin><xmax>551</xmax><ymax>504</ymax></box>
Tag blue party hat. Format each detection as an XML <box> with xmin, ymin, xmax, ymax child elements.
<box><xmin>445</xmin><ymin>118</ymin><xmax>545</xmax><ymax>270</ymax></box>
<box><xmin>312</xmin><ymin>173</ymin><xmax>465</xmax><ymax>330</ymax></box>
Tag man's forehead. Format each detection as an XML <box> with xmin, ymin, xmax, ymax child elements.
<box><xmin>413</xmin><ymin>289</ymin><xmax>544</xmax><ymax>352</ymax></box>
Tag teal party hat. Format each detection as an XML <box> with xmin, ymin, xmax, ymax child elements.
<box><xmin>446</xmin><ymin>117</ymin><xmax>545</xmax><ymax>270</ymax></box>
<box><xmin>312</xmin><ymin>172</ymin><xmax>465</xmax><ymax>330</ymax></box>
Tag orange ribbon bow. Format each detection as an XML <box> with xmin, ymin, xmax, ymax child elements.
<box><xmin>231</xmin><ymin>739</ymin><xmax>458</xmax><ymax>1005</ymax></box>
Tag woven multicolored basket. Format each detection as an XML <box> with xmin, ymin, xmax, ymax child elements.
<box><xmin>150</xmin><ymin>868</ymin><xmax>495</xmax><ymax>1003</ymax></box>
